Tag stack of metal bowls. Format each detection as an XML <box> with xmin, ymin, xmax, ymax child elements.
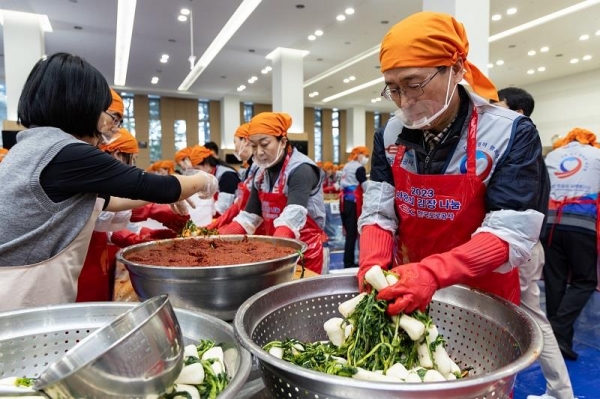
<box><xmin>118</xmin><ymin>235</ymin><xmax>307</xmax><ymax>320</ymax></box>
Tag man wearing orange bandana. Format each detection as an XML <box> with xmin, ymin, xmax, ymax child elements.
<box><xmin>218</xmin><ymin>112</ymin><xmax>327</xmax><ymax>274</ymax></box>
<box><xmin>358</xmin><ymin>12</ymin><xmax>549</xmax><ymax>316</ymax></box>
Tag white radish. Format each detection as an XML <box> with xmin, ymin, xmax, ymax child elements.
<box><xmin>338</xmin><ymin>293</ymin><xmax>366</xmax><ymax>318</ymax></box>
<box><xmin>425</xmin><ymin>324</ymin><xmax>439</xmax><ymax>345</ymax></box>
<box><xmin>183</xmin><ymin>344</ymin><xmax>199</xmax><ymax>359</ymax></box>
<box><xmin>324</xmin><ymin>317</ymin><xmax>346</xmax><ymax>347</ymax></box>
<box><xmin>446</xmin><ymin>373</ymin><xmax>457</xmax><ymax>380</ymax></box>
<box><xmin>423</xmin><ymin>369</ymin><xmax>446</xmax><ymax>382</ymax></box>
<box><xmin>404</xmin><ymin>371</ymin><xmax>423</xmax><ymax>383</ymax></box>
<box><xmin>201</xmin><ymin>346</ymin><xmax>224</xmax><ymax>364</ymax></box>
<box><xmin>291</xmin><ymin>343</ymin><xmax>305</xmax><ymax>356</ymax></box>
<box><xmin>172</xmin><ymin>384</ymin><xmax>200</xmax><ymax>399</ymax></box>
<box><xmin>386</xmin><ymin>274</ymin><xmax>399</xmax><ymax>286</ymax></box>
<box><xmin>0</xmin><ymin>377</ymin><xmax>17</xmax><ymax>386</ymax></box>
<box><xmin>432</xmin><ymin>345</ymin><xmax>452</xmax><ymax>376</ymax></box>
<box><xmin>385</xmin><ymin>363</ymin><xmax>408</xmax><ymax>380</ymax></box>
<box><xmin>223</xmin><ymin>347</ymin><xmax>239</xmax><ymax>377</ymax></box>
<box><xmin>399</xmin><ymin>314</ymin><xmax>426</xmax><ymax>341</ymax></box>
<box><xmin>344</xmin><ymin>323</ymin><xmax>354</xmax><ymax>339</ymax></box>
<box><xmin>268</xmin><ymin>346</ymin><xmax>284</xmax><ymax>359</ymax></box>
<box><xmin>364</xmin><ymin>266</ymin><xmax>389</xmax><ymax>292</ymax></box>
<box><xmin>211</xmin><ymin>361</ymin><xmax>224</xmax><ymax>375</ymax></box>
<box><xmin>417</xmin><ymin>341</ymin><xmax>433</xmax><ymax>368</ymax></box>
<box><xmin>449</xmin><ymin>360</ymin><xmax>461</xmax><ymax>374</ymax></box>
<box><xmin>332</xmin><ymin>356</ymin><xmax>347</xmax><ymax>364</ymax></box>
<box><xmin>174</xmin><ymin>363</ymin><xmax>205</xmax><ymax>385</ymax></box>
<box><xmin>352</xmin><ymin>367</ymin><xmax>403</xmax><ymax>382</ymax></box>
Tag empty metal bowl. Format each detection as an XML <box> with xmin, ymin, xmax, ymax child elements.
<box><xmin>33</xmin><ymin>295</ymin><xmax>183</xmax><ymax>398</ymax></box>
<box><xmin>117</xmin><ymin>235</ymin><xmax>307</xmax><ymax>320</ymax></box>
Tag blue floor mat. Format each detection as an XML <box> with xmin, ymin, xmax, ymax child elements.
<box><xmin>514</xmin><ymin>284</ymin><xmax>600</xmax><ymax>399</ymax></box>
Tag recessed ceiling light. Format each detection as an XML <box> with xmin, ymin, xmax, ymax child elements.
<box><xmin>528</xmin><ymin>50</ymin><xmax>536</xmax><ymax>56</ymax></box>
<box><xmin>180</xmin><ymin>8</ymin><xmax>190</xmax><ymax>16</ymax></box>
<box><xmin>160</xmin><ymin>58</ymin><xmax>168</xmax><ymax>63</ymax></box>
<box><xmin>349</xmin><ymin>76</ymin><xmax>356</xmax><ymax>81</ymax></box>
<box><xmin>570</xmin><ymin>58</ymin><xmax>579</xmax><ymax>64</ymax></box>
<box><xmin>371</xmin><ymin>99</ymin><xmax>377</xmax><ymax>103</ymax></box>
<box><xmin>313</xmin><ymin>91</ymin><xmax>318</xmax><ymax>96</ymax></box>
<box><xmin>596</xmin><ymin>30</ymin><xmax>600</xmax><ymax>36</ymax></box>
<box><xmin>261</xmin><ymin>69</ymin><xmax>268</xmax><ymax>74</ymax></box>
<box><xmin>178</xmin><ymin>15</ymin><xmax>188</xmax><ymax>22</ymax></box>
<box><xmin>579</xmin><ymin>34</ymin><xmax>590</xmax><ymax>41</ymax></box>
<box><xmin>345</xmin><ymin>8</ymin><xmax>355</xmax><ymax>15</ymax></box>
<box><xmin>308</xmin><ymin>35</ymin><xmax>316</xmax><ymax>41</ymax></box>
<box><xmin>161</xmin><ymin>54</ymin><xmax>169</xmax><ymax>59</ymax></box>
<box><xmin>151</xmin><ymin>77</ymin><xmax>159</xmax><ymax>84</ymax></box>
<box><xmin>237</xmin><ymin>85</ymin><xmax>246</xmax><ymax>92</ymax></box>
<box><xmin>487</xmin><ymin>63</ymin><xmax>494</xmax><ymax>69</ymax></box>
<box><xmin>527</xmin><ymin>69</ymin><xmax>534</xmax><ymax>74</ymax></box>
<box><xmin>537</xmin><ymin>66</ymin><xmax>546</xmax><ymax>72</ymax></box>
<box><xmin>491</xmin><ymin>14</ymin><xmax>502</xmax><ymax>21</ymax></box>
<box><xmin>583</xmin><ymin>55</ymin><xmax>592</xmax><ymax>61</ymax></box>
<box><xmin>496</xmin><ymin>60</ymin><xmax>504</xmax><ymax>66</ymax></box>
<box><xmin>265</xmin><ymin>66</ymin><xmax>272</xmax><ymax>72</ymax></box>
<box><xmin>336</xmin><ymin>14</ymin><xmax>346</xmax><ymax>21</ymax></box>
<box><xmin>315</xmin><ymin>30</ymin><xmax>323</xmax><ymax>36</ymax></box>
<box><xmin>343</xmin><ymin>78</ymin><xmax>350</xmax><ymax>83</ymax></box>
<box><xmin>506</xmin><ymin>8</ymin><xmax>517</xmax><ymax>15</ymax></box>
<box><xmin>540</xmin><ymin>46</ymin><xmax>549</xmax><ymax>52</ymax></box>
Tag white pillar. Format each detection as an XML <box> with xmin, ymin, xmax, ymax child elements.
<box><xmin>421</xmin><ymin>0</ymin><xmax>490</xmax><ymax>76</ymax></box>
<box><xmin>1</xmin><ymin>10</ymin><xmax>49</xmax><ymax>121</ymax></box>
<box><xmin>220</xmin><ymin>95</ymin><xmax>240</xmax><ymax>150</ymax></box>
<box><xmin>346</xmin><ymin>106</ymin><xmax>366</xmax><ymax>152</ymax></box>
<box><xmin>267</xmin><ymin>47</ymin><xmax>309</xmax><ymax>134</ymax></box>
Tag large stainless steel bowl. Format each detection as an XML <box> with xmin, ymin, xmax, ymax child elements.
<box><xmin>0</xmin><ymin>302</ymin><xmax>252</xmax><ymax>399</ymax></box>
<box><xmin>33</xmin><ymin>295</ymin><xmax>183</xmax><ymax>398</ymax></box>
<box><xmin>234</xmin><ymin>275</ymin><xmax>543</xmax><ymax>399</ymax></box>
<box><xmin>117</xmin><ymin>235</ymin><xmax>307</xmax><ymax>321</ymax></box>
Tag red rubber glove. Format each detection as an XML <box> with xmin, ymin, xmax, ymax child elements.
<box><xmin>377</xmin><ymin>232</ymin><xmax>509</xmax><ymax>315</ymax></box>
<box><xmin>274</xmin><ymin>226</ymin><xmax>296</xmax><ymax>239</ymax></box>
<box><xmin>130</xmin><ymin>204</ymin><xmax>190</xmax><ymax>232</ymax></box>
<box><xmin>207</xmin><ymin>201</ymin><xmax>242</xmax><ymax>230</ymax></box>
<box><xmin>357</xmin><ymin>225</ymin><xmax>394</xmax><ymax>292</ymax></box>
<box><xmin>110</xmin><ymin>228</ymin><xmax>177</xmax><ymax>248</ymax></box>
<box><xmin>218</xmin><ymin>221</ymin><xmax>247</xmax><ymax>235</ymax></box>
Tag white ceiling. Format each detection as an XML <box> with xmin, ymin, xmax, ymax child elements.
<box><xmin>1</xmin><ymin>0</ymin><xmax>599</xmax><ymax>113</ymax></box>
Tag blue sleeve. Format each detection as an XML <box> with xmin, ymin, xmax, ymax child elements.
<box><xmin>370</xmin><ymin>126</ymin><xmax>395</xmax><ymax>186</ymax></box>
<box><xmin>485</xmin><ymin>117</ymin><xmax>550</xmax><ymax>214</ymax></box>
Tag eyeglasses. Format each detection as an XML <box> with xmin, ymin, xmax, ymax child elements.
<box><xmin>104</xmin><ymin>111</ymin><xmax>123</xmax><ymax>128</ymax></box>
<box><xmin>381</xmin><ymin>67</ymin><xmax>444</xmax><ymax>101</ymax></box>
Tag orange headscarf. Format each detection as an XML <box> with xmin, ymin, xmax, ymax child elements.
<box><xmin>175</xmin><ymin>147</ymin><xmax>192</xmax><ymax>164</ymax></box>
<box><xmin>107</xmin><ymin>89</ymin><xmax>124</xmax><ymax>116</ymax></box>
<box><xmin>348</xmin><ymin>146</ymin><xmax>370</xmax><ymax>161</ymax></box>
<box><xmin>379</xmin><ymin>11</ymin><xmax>498</xmax><ymax>101</ymax></box>
<box><xmin>235</xmin><ymin>123</ymin><xmax>251</xmax><ymax>139</ymax></box>
<box><xmin>249</xmin><ymin>112</ymin><xmax>292</xmax><ymax>137</ymax></box>
<box><xmin>160</xmin><ymin>160</ymin><xmax>176</xmax><ymax>174</ymax></box>
<box><xmin>99</xmin><ymin>128</ymin><xmax>138</xmax><ymax>154</ymax></box>
<box><xmin>322</xmin><ymin>161</ymin><xmax>334</xmax><ymax>171</ymax></box>
<box><xmin>553</xmin><ymin>128</ymin><xmax>599</xmax><ymax>149</ymax></box>
<box><xmin>0</xmin><ymin>148</ymin><xmax>8</xmax><ymax>162</ymax></box>
<box><xmin>189</xmin><ymin>145</ymin><xmax>214</xmax><ymax>166</ymax></box>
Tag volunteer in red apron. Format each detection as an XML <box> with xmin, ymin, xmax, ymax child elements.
<box><xmin>0</xmin><ymin>53</ymin><xmax>219</xmax><ymax>312</ymax></box>
<box><xmin>218</xmin><ymin>112</ymin><xmax>327</xmax><ymax>274</ymax></box>
<box><xmin>208</xmin><ymin>123</ymin><xmax>260</xmax><ymax>229</ymax></box>
<box><xmin>147</xmin><ymin>160</ymin><xmax>176</xmax><ymax>175</ymax></box>
<box><xmin>541</xmin><ymin>128</ymin><xmax>600</xmax><ymax>361</ymax></box>
<box><xmin>340</xmin><ymin>147</ymin><xmax>369</xmax><ymax>268</ymax></box>
<box><xmin>322</xmin><ymin>162</ymin><xmax>340</xmax><ymax>194</ymax></box>
<box><xmin>357</xmin><ymin>12</ymin><xmax>549</xmax><ymax>315</ymax></box>
<box><xmin>190</xmin><ymin>145</ymin><xmax>241</xmax><ymax>217</ymax></box>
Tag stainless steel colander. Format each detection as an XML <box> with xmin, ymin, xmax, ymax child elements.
<box><xmin>234</xmin><ymin>274</ymin><xmax>542</xmax><ymax>399</ymax></box>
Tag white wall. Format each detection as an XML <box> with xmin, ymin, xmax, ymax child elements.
<box><xmin>523</xmin><ymin>68</ymin><xmax>600</xmax><ymax>147</ymax></box>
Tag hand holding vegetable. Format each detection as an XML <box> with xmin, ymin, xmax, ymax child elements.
<box><xmin>376</xmin><ymin>263</ymin><xmax>438</xmax><ymax>315</ymax></box>
<box><xmin>196</xmin><ymin>171</ymin><xmax>219</xmax><ymax>199</ymax></box>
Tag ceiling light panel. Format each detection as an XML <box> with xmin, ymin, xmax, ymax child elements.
<box><xmin>114</xmin><ymin>0</ymin><xmax>137</xmax><ymax>87</ymax></box>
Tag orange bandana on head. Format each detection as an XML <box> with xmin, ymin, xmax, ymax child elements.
<box><xmin>175</xmin><ymin>147</ymin><xmax>193</xmax><ymax>164</ymax></box>
<box><xmin>235</xmin><ymin>123</ymin><xmax>251</xmax><ymax>139</ymax></box>
<box><xmin>159</xmin><ymin>160</ymin><xmax>176</xmax><ymax>174</ymax></box>
<box><xmin>349</xmin><ymin>146</ymin><xmax>370</xmax><ymax>161</ymax></box>
<box><xmin>553</xmin><ymin>128</ymin><xmax>598</xmax><ymax>149</ymax></box>
<box><xmin>189</xmin><ymin>145</ymin><xmax>214</xmax><ymax>166</ymax></box>
<box><xmin>249</xmin><ymin>112</ymin><xmax>292</xmax><ymax>137</ymax></box>
<box><xmin>107</xmin><ymin>89</ymin><xmax>124</xmax><ymax>116</ymax></box>
<box><xmin>379</xmin><ymin>11</ymin><xmax>498</xmax><ymax>101</ymax></box>
<box><xmin>0</xmin><ymin>148</ymin><xmax>8</xmax><ymax>162</ymax></box>
<box><xmin>99</xmin><ymin>128</ymin><xmax>138</xmax><ymax>154</ymax></box>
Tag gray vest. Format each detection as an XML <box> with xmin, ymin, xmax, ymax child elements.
<box><xmin>0</xmin><ymin>127</ymin><xmax>97</xmax><ymax>266</ymax></box>
<box><xmin>341</xmin><ymin>160</ymin><xmax>363</xmax><ymax>188</ymax></box>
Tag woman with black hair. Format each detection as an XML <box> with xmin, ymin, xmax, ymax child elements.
<box><xmin>189</xmin><ymin>145</ymin><xmax>241</xmax><ymax>216</ymax></box>
<box><xmin>0</xmin><ymin>53</ymin><xmax>218</xmax><ymax>311</ymax></box>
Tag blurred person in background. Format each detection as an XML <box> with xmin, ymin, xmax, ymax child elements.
<box><xmin>494</xmin><ymin>87</ymin><xmax>574</xmax><ymax>399</ymax></box>
<box><xmin>340</xmin><ymin>146</ymin><xmax>370</xmax><ymax>268</ymax></box>
<box><xmin>357</xmin><ymin>13</ymin><xmax>548</xmax><ymax>319</ymax></box>
<box><xmin>204</xmin><ymin>141</ymin><xmax>220</xmax><ymax>158</ymax></box>
<box><xmin>542</xmin><ymin>128</ymin><xmax>600</xmax><ymax>362</ymax></box>
<box><xmin>147</xmin><ymin>160</ymin><xmax>176</xmax><ymax>176</ymax></box>
<box><xmin>322</xmin><ymin>161</ymin><xmax>340</xmax><ymax>194</ymax></box>
<box><xmin>0</xmin><ymin>148</ymin><xmax>8</xmax><ymax>162</ymax></box>
<box><xmin>218</xmin><ymin>112</ymin><xmax>327</xmax><ymax>274</ymax></box>
<box><xmin>0</xmin><ymin>53</ymin><xmax>218</xmax><ymax>311</ymax></box>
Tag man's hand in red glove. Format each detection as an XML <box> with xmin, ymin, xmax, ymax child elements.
<box><xmin>357</xmin><ymin>225</ymin><xmax>394</xmax><ymax>292</ymax></box>
<box><xmin>377</xmin><ymin>263</ymin><xmax>438</xmax><ymax>315</ymax></box>
<box><xmin>130</xmin><ymin>204</ymin><xmax>190</xmax><ymax>232</ymax></box>
<box><xmin>110</xmin><ymin>227</ymin><xmax>177</xmax><ymax>248</ymax></box>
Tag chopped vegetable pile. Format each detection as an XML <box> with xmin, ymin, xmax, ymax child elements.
<box><xmin>263</xmin><ymin>266</ymin><xmax>469</xmax><ymax>383</ymax></box>
<box><xmin>180</xmin><ymin>220</ymin><xmax>219</xmax><ymax>238</ymax></box>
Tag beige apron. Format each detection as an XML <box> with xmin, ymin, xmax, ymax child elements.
<box><xmin>0</xmin><ymin>199</ymin><xmax>104</xmax><ymax>312</ymax></box>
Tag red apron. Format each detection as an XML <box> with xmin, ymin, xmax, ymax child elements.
<box><xmin>339</xmin><ymin>185</ymin><xmax>364</xmax><ymax>219</ymax></box>
<box><xmin>391</xmin><ymin>106</ymin><xmax>520</xmax><ymax>305</ymax></box>
<box><xmin>76</xmin><ymin>231</ymin><xmax>115</xmax><ymax>302</ymax></box>
<box><xmin>257</xmin><ymin>151</ymin><xmax>325</xmax><ymax>274</ymax></box>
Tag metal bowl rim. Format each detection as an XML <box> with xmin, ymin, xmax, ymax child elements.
<box><xmin>233</xmin><ymin>274</ymin><xmax>543</xmax><ymax>393</ymax></box>
<box><xmin>117</xmin><ymin>235</ymin><xmax>307</xmax><ymax>270</ymax></box>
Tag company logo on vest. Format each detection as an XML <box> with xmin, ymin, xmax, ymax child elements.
<box><xmin>555</xmin><ymin>156</ymin><xmax>582</xmax><ymax>179</ymax></box>
<box><xmin>459</xmin><ymin>150</ymin><xmax>493</xmax><ymax>179</ymax></box>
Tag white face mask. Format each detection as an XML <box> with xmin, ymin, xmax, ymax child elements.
<box><xmin>255</xmin><ymin>141</ymin><xmax>285</xmax><ymax>169</ymax></box>
<box><xmin>233</xmin><ymin>141</ymin><xmax>247</xmax><ymax>162</ymax></box>
<box><xmin>393</xmin><ymin>70</ymin><xmax>456</xmax><ymax>130</ymax></box>
<box><xmin>360</xmin><ymin>156</ymin><xmax>369</xmax><ymax>166</ymax></box>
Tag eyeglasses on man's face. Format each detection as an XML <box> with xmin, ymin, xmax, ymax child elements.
<box><xmin>104</xmin><ymin>111</ymin><xmax>123</xmax><ymax>128</ymax></box>
<box><xmin>381</xmin><ymin>67</ymin><xmax>444</xmax><ymax>101</ymax></box>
